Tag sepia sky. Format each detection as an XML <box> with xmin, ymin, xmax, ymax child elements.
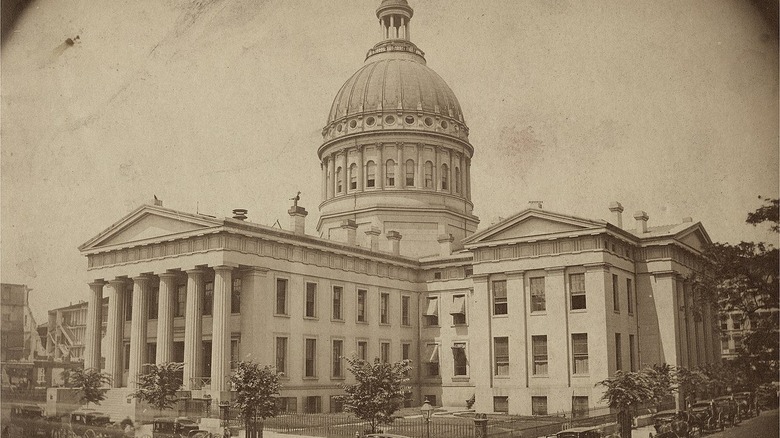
<box><xmin>2</xmin><ymin>0</ymin><xmax>778</xmax><ymax>321</ymax></box>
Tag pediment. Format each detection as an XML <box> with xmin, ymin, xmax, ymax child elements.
<box><xmin>676</xmin><ymin>225</ymin><xmax>711</xmax><ymax>252</ymax></box>
<box><xmin>465</xmin><ymin>209</ymin><xmax>606</xmax><ymax>246</ymax></box>
<box><xmin>80</xmin><ymin>205</ymin><xmax>222</xmax><ymax>251</ymax></box>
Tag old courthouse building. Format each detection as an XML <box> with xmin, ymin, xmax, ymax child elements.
<box><xmin>78</xmin><ymin>0</ymin><xmax>719</xmax><ymax>417</ymax></box>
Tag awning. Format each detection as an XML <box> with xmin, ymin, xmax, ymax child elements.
<box><xmin>449</xmin><ymin>296</ymin><xmax>466</xmax><ymax>315</ymax></box>
<box><xmin>424</xmin><ymin>344</ymin><xmax>439</xmax><ymax>363</ymax></box>
<box><xmin>423</xmin><ymin>297</ymin><xmax>439</xmax><ymax>317</ymax></box>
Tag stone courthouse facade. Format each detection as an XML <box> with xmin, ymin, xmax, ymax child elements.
<box><xmin>78</xmin><ymin>0</ymin><xmax>719</xmax><ymax>416</ymax></box>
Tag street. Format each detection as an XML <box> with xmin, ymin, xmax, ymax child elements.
<box><xmin>705</xmin><ymin>409</ymin><xmax>779</xmax><ymax>438</ymax></box>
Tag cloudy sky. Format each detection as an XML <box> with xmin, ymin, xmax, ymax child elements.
<box><xmin>2</xmin><ymin>0</ymin><xmax>777</xmax><ymax>321</ymax></box>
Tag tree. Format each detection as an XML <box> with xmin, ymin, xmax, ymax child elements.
<box><xmin>131</xmin><ymin>362</ymin><xmax>184</xmax><ymax>412</ymax></box>
<box><xmin>337</xmin><ymin>356</ymin><xmax>411</xmax><ymax>434</ymax></box>
<box><xmin>230</xmin><ymin>362</ymin><xmax>281</xmax><ymax>435</ymax></box>
<box><xmin>692</xmin><ymin>197</ymin><xmax>779</xmax><ymax>386</ymax></box>
<box><xmin>676</xmin><ymin>366</ymin><xmax>711</xmax><ymax>406</ymax></box>
<box><xmin>642</xmin><ymin>364</ymin><xmax>676</xmax><ymax>409</ymax></box>
<box><xmin>62</xmin><ymin>367</ymin><xmax>112</xmax><ymax>407</ymax></box>
<box><xmin>597</xmin><ymin>371</ymin><xmax>654</xmax><ymax>438</ymax></box>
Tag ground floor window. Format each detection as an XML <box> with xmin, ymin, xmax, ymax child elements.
<box><xmin>493</xmin><ymin>396</ymin><xmax>509</xmax><ymax>413</ymax></box>
<box><xmin>304</xmin><ymin>396</ymin><xmax>321</xmax><ymax>413</ymax></box>
<box><xmin>531</xmin><ymin>396</ymin><xmax>547</xmax><ymax>415</ymax></box>
<box><xmin>276</xmin><ymin>397</ymin><xmax>297</xmax><ymax>413</ymax></box>
<box><xmin>572</xmin><ymin>396</ymin><xmax>588</xmax><ymax>418</ymax></box>
<box><xmin>330</xmin><ymin>396</ymin><xmax>344</xmax><ymax>413</ymax></box>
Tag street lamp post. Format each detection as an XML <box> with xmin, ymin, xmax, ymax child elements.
<box><xmin>420</xmin><ymin>399</ymin><xmax>434</xmax><ymax>438</ymax></box>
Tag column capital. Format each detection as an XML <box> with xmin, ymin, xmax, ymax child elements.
<box><xmin>108</xmin><ymin>278</ymin><xmax>129</xmax><ymax>286</ymax></box>
<box><xmin>88</xmin><ymin>280</ymin><xmax>107</xmax><ymax>288</ymax></box>
<box><xmin>185</xmin><ymin>268</ymin><xmax>207</xmax><ymax>276</ymax></box>
<box><xmin>376</xmin><ymin>142</ymin><xmax>384</xmax><ymax>150</ymax></box>
<box><xmin>212</xmin><ymin>265</ymin><xmax>235</xmax><ymax>274</ymax></box>
<box><xmin>506</xmin><ymin>270</ymin><xmax>525</xmax><ymax>279</ymax></box>
<box><xmin>132</xmin><ymin>274</ymin><xmax>153</xmax><ymax>284</ymax></box>
<box><xmin>157</xmin><ymin>272</ymin><xmax>180</xmax><ymax>280</ymax></box>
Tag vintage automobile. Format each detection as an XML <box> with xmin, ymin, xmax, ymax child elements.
<box><xmin>7</xmin><ymin>404</ymin><xmax>48</xmax><ymax>437</ymax></box>
<box><xmin>66</xmin><ymin>411</ymin><xmax>124</xmax><ymax>438</ymax></box>
<box><xmin>556</xmin><ymin>426</ymin><xmax>618</xmax><ymax>438</ymax></box>
<box><xmin>649</xmin><ymin>410</ymin><xmax>701</xmax><ymax>438</ymax></box>
<box><xmin>151</xmin><ymin>417</ymin><xmax>201</xmax><ymax>438</ymax></box>
<box><xmin>713</xmin><ymin>396</ymin><xmax>741</xmax><ymax>427</ymax></box>
<box><xmin>733</xmin><ymin>391</ymin><xmax>759</xmax><ymax>418</ymax></box>
<box><xmin>688</xmin><ymin>400</ymin><xmax>723</xmax><ymax>432</ymax></box>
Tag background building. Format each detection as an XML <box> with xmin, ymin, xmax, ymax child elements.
<box><xmin>76</xmin><ymin>0</ymin><xmax>719</xmax><ymax>419</ymax></box>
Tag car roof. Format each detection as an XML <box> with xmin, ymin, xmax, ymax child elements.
<box><xmin>559</xmin><ymin>426</ymin><xmax>600</xmax><ymax>432</ymax></box>
<box><xmin>655</xmin><ymin>409</ymin><xmax>679</xmax><ymax>415</ymax></box>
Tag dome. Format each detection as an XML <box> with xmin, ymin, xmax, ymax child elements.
<box><xmin>326</xmin><ymin>57</ymin><xmax>465</xmax><ymax>126</ymax></box>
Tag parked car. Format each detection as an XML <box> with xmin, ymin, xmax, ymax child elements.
<box><xmin>733</xmin><ymin>391</ymin><xmax>759</xmax><ymax>418</ymax></box>
<box><xmin>688</xmin><ymin>400</ymin><xmax>723</xmax><ymax>432</ymax></box>
<box><xmin>7</xmin><ymin>404</ymin><xmax>47</xmax><ymax>437</ymax></box>
<box><xmin>67</xmin><ymin>411</ymin><xmax>124</xmax><ymax>438</ymax></box>
<box><xmin>151</xmin><ymin>417</ymin><xmax>201</xmax><ymax>438</ymax></box>
<box><xmin>556</xmin><ymin>426</ymin><xmax>614</xmax><ymax>438</ymax></box>
<box><xmin>650</xmin><ymin>410</ymin><xmax>700</xmax><ymax>438</ymax></box>
<box><xmin>713</xmin><ymin>396</ymin><xmax>741</xmax><ymax>427</ymax></box>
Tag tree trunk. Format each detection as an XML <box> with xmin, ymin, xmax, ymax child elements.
<box><xmin>617</xmin><ymin>408</ymin><xmax>632</xmax><ymax>438</ymax></box>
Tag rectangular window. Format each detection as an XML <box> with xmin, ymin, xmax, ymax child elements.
<box><xmin>615</xmin><ymin>333</ymin><xmax>622</xmax><ymax>371</ymax></box>
<box><xmin>626</xmin><ymin>278</ymin><xmax>633</xmax><ymax>315</ymax></box>
<box><xmin>332</xmin><ymin>286</ymin><xmax>343</xmax><ymax>320</ymax></box>
<box><xmin>572</xmin><ymin>396</ymin><xmax>588</xmax><ymax>418</ymax></box>
<box><xmin>176</xmin><ymin>285</ymin><xmax>186</xmax><ymax>317</ymax></box>
<box><xmin>148</xmin><ymin>287</ymin><xmax>159</xmax><ymax>320</ymax></box>
<box><xmin>231</xmin><ymin>339</ymin><xmax>240</xmax><ymax>370</ymax></box>
<box><xmin>424</xmin><ymin>343</ymin><xmax>440</xmax><ymax>377</ymax></box>
<box><xmin>305</xmin><ymin>282</ymin><xmax>317</xmax><ymax>318</ymax></box>
<box><xmin>276</xmin><ymin>279</ymin><xmax>288</xmax><ymax>315</ymax></box>
<box><xmin>493</xmin><ymin>396</ymin><xmax>509</xmax><ymax>413</ymax></box>
<box><xmin>203</xmin><ymin>281</ymin><xmax>214</xmax><ymax>316</ymax></box>
<box><xmin>494</xmin><ymin>337</ymin><xmax>509</xmax><ymax>376</ymax></box>
<box><xmin>125</xmin><ymin>287</ymin><xmax>133</xmax><ymax>321</ymax></box>
<box><xmin>146</xmin><ymin>343</ymin><xmax>157</xmax><ymax>369</ymax></box>
<box><xmin>305</xmin><ymin>338</ymin><xmax>317</xmax><ymax>377</ymax></box>
<box><xmin>304</xmin><ymin>396</ymin><xmax>321</xmax><ymax>413</ymax></box>
<box><xmin>357</xmin><ymin>341</ymin><xmax>368</xmax><ymax>361</ymax></box>
<box><xmin>275</xmin><ymin>337</ymin><xmax>287</xmax><ymax>374</ymax></box>
<box><xmin>276</xmin><ymin>397</ymin><xmax>297</xmax><ymax>413</ymax></box>
<box><xmin>572</xmin><ymin>333</ymin><xmax>588</xmax><ymax>374</ymax></box>
<box><xmin>570</xmin><ymin>273</ymin><xmax>586</xmax><ymax>310</ymax></box>
<box><xmin>452</xmin><ymin>342</ymin><xmax>467</xmax><ymax>376</ymax></box>
<box><xmin>532</xmin><ymin>335</ymin><xmax>548</xmax><ymax>375</ymax></box>
<box><xmin>612</xmin><ymin>274</ymin><xmax>620</xmax><ymax>312</ymax></box>
<box><xmin>330</xmin><ymin>395</ymin><xmax>344</xmax><ymax>413</ymax></box>
<box><xmin>732</xmin><ymin>319</ymin><xmax>742</xmax><ymax>330</ymax></box>
<box><xmin>530</xmin><ymin>277</ymin><xmax>546</xmax><ymax>312</ymax></box>
<box><xmin>531</xmin><ymin>396</ymin><xmax>548</xmax><ymax>415</ymax></box>
<box><xmin>423</xmin><ymin>296</ymin><xmax>439</xmax><ymax>326</ymax></box>
<box><xmin>357</xmin><ymin>289</ymin><xmax>367</xmax><ymax>322</ymax></box>
<box><xmin>231</xmin><ymin>278</ymin><xmax>241</xmax><ymax>314</ymax></box>
<box><xmin>123</xmin><ymin>343</ymin><xmax>131</xmax><ymax>370</ymax></box>
<box><xmin>332</xmin><ymin>340</ymin><xmax>343</xmax><ymax>378</ymax></box>
<box><xmin>380</xmin><ymin>342</ymin><xmax>390</xmax><ymax>363</ymax></box>
<box><xmin>380</xmin><ymin>293</ymin><xmax>390</xmax><ymax>324</ymax></box>
<box><xmin>450</xmin><ymin>294</ymin><xmax>467</xmax><ymax>325</ymax></box>
<box><xmin>402</xmin><ymin>342</ymin><xmax>411</xmax><ymax>377</ymax></box>
<box><xmin>401</xmin><ymin>296</ymin><xmax>410</xmax><ymax>326</ymax></box>
<box><xmin>492</xmin><ymin>280</ymin><xmax>507</xmax><ymax>315</ymax></box>
<box><xmin>629</xmin><ymin>334</ymin><xmax>636</xmax><ymax>371</ymax></box>
<box><xmin>721</xmin><ymin>336</ymin><xmax>730</xmax><ymax>353</ymax></box>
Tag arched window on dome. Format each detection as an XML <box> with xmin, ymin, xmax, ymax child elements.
<box><xmin>424</xmin><ymin>161</ymin><xmax>433</xmax><ymax>189</ymax></box>
<box><xmin>455</xmin><ymin>167</ymin><xmax>461</xmax><ymax>194</ymax></box>
<box><xmin>386</xmin><ymin>159</ymin><xmax>396</xmax><ymax>187</ymax></box>
<box><xmin>406</xmin><ymin>159</ymin><xmax>415</xmax><ymax>187</ymax></box>
<box><xmin>366</xmin><ymin>161</ymin><xmax>376</xmax><ymax>188</ymax></box>
<box><xmin>336</xmin><ymin>167</ymin><xmax>343</xmax><ymax>193</ymax></box>
<box><xmin>349</xmin><ymin>163</ymin><xmax>357</xmax><ymax>190</ymax></box>
<box><xmin>441</xmin><ymin>163</ymin><xmax>449</xmax><ymax>191</ymax></box>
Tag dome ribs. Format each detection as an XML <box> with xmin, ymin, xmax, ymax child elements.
<box><xmin>361</xmin><ymin>61</ymin><xmax>383</xmax><ymax>116</ymax></box>
<box><xmin>346</xmin><ymin>61</ymin><xmax>374</xmax><ymax>118</ymax></box>
<box><xmin>382</xmin><ymin>57</ymin><xmax>401</xmax><ymax>112</ymax></box>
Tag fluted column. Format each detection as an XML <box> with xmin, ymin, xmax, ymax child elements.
<box><xmin>357</xmin><ymin>146</ymin><xmax>365</xmax><ymax>191</ymax></box>
<box><xmin>321</xmin><ymin>161</ymin><xmax>327</xmax><ymax>201</ymax></box>
<box><xmin>448</xmin><ymin>150</ymin><xmax>455</xmax><ymax>194</ymax></box>
<box><xmin>211</xmin><ymin>266</ymin><xmax>232</xmax><ymax>392</ymax></box>
<box><xmin>156</xmin><ymin>273</ymin><xmax>177</xmax><ymax>364</ymax></box>
<box><xmin>106</xmin><ymin>279</ymin><xmax>126</xmax><ymax>387</ymax></box>
<box><xmin>128</xmin><ymin>275</ymin><xmax>151</xmax><ymax>387</ymax></box>
<box><xmin>84</xmin><ymin>280</ymin><xmax>106</xmax><ymax>371</ymax></box>
<box><xmin>341</xmin><ymin>151</ymin><xmax>348</xmax><ymax>195</ymax></box>
<box><xmin>328</xmin><ymin>154</ymin><xmax>336</xmax><ymax>199</ymax></box>
<box><xmin>458</xmin><ymin>153</ymin><xmax>465</xmax><ymax>195</ymax></box>
<box><xmin>396</xmin><ymin>143</ymin><xmax>404</xmax><ymax>189</ymax></box>
<box><xmin>434</xmin><ymin>147</ymin><xmax>440</xmax><ymax>192</ymax></box>
<box><xmin>416</xmin><ymin>144</ymin><xmax>423</xmax><ymax>189</ymax></box>
<box><xmin>183</xmin><ymin>268</ymin><xmax>205</xmax><ymax>389</ymax></box>
<box><xmin>378</xmin><ymin>144</ymin><xmax>385</xmax><ymax>189</ymax></box>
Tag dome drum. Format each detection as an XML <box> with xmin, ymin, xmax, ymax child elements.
<box><xmin>321</xmin><ymin>112</ymin><xmax>469</xmax><ymax>145</ymax></box>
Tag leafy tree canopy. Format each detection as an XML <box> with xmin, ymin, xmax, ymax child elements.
<box><xmin>131</xmin><ymin>362</ymin><xmax>184</xmax><ymax>411</ymax></box>
<box><xmin>230</xmin><ymin>362</ymin><xmax>281</xmax><ymax>424</ymax></box>
<box><xmin>337</xmin><ymin>356</ymin><xmax>412</xmax><ymax>433</ymax></box>
<box><xmin>62</xmin><ymin>367</ymin><xmax>111</xmax><ymax>405</ymax></box>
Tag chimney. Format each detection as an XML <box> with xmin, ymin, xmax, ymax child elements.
<box><xmin>438</xmin><ymin>233</ymin><xmax>455</xmax><ymax>256</ymax></box>
<box><xmin>386</xmin><ymin>230</ymin><xmax>402</xmax><ymax>255</ymax></box>
<box><xmin>232</xmin><ymin>209</ymin><xmax>248</xmax><ymax>221</ymax></box>
<box><xmin>153</xmin><ymin>196</ymin><xmax>163</xmax><ymax>207</ymax></box>
<box><xmin>288</xmin><ymin>205</ymin><xmax>308</xmax><ymax>235</ymax></box>
<box><xmin>341</xmin><ymin>220</ymin><xmax>358</xmax><ymax>245</ymax></box>
<box><xmin>682</xmin><ymin>217</ymin><xmax>693</xmax><ymax>223</ymax></box>
<box><xmin>609</xmin><ymin>202</ymin><xmax>624</xmax><ymax>228</ymax></box>
<box><xmin>365</xmin><ymin>227</ymin><xmax>381</xmax><ymax>251</ymax></box>
<box><xmin>633</xmin><ymin>211</ymin><xmax>649</xmax><ymax>233</ymax></box>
